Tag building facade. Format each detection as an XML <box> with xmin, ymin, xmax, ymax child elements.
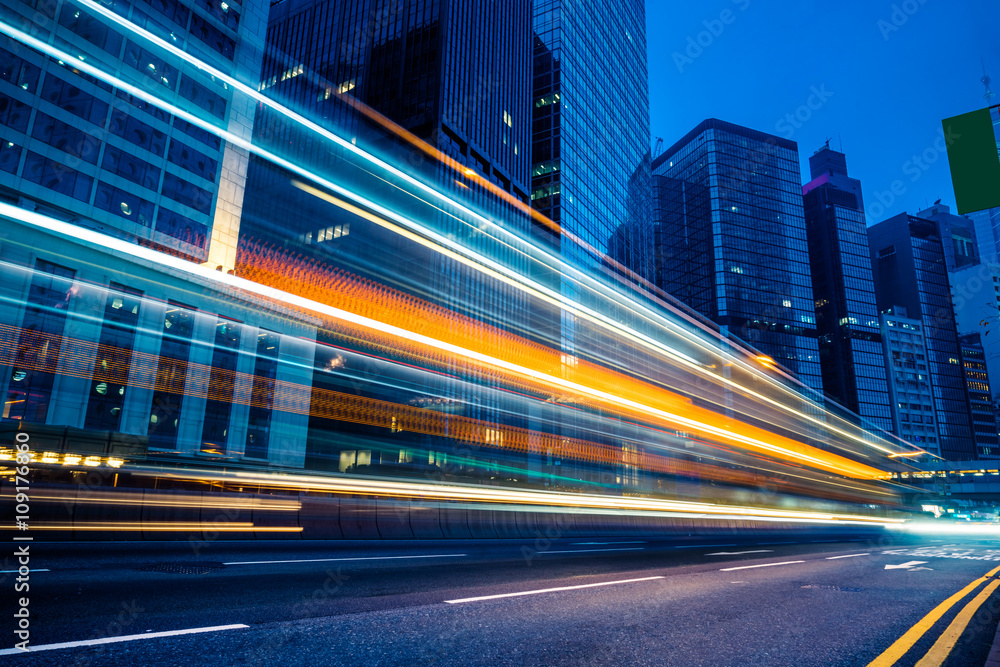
<box><xmin>802</xmin><ymin>146</ymin><xmax>892</xmax><ymax>430</ymax></box>
<box><xmin>652</xmin><ymin>119</ymin><xmax>822</xmax><ymax>393</ymax></box>
<box><xmin>958</xmin><ymin>333</ymin><xmax>999</xmax><ymax>457</ymax></box>
<box><xmin>880</xmin><ymin>310</ymin><xmax>941</xmax><ymax>452</ymax></box>
<box><xmin>869</xmin><ymin>213</ymin><xmax>976</xmax><ymax>459</ymax></box>
<box><xmin>916</xmin><ymin>203</ymin><xmax>980</xmax><ymax>272</ymax></box>
<box><xmin>967</xmin><ymin>207</ymin><xmax>1000</xmax><ymax>265</ymax></box>
<box><xmin>530</xmin><ymin>0</ymin><xmax>652</xmax><ymax>281</ymax></box>
<box><xmin>0</xmin><ymin>0</ymin><xmax>268</xmax><ymax>270</ymax></box>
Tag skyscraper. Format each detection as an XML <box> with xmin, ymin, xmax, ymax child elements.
<box><xmin>967</xmin><ymin>207</ymin><xmax>1000</xmax><ymax>264</ymax></box>
<box><xmin>530</xmin><ymin>0</ymin><xmax>652</xmax><ymax>280</ymax></box>
<box><xmin>880</xmin><ymin>309</ymin><xmax>941</xmax><ymax>453</ymax></box>
<box><xmin>0</xmin><ymin>0</ymin><xmax>268</xmax><ymax>270</ymax></box>
<box><xmin>242</xmin><ymin>0</ymin><xmax>533</xmax><ymax>321</ymax></box>
<box><xmin>958</xmin><ymin>333</ymin><xmax>999</xmax><ymax>457</ymax></box>
<box><xmin>802</xmin><ymin>145</ymin><xmax>892</xmax><ymax>431</ymax></box>
<box><xmin>237</xmin><ymin>0</ymin><xmax>541</xmax><ymax>476</ymax></box>
<box><xmin>869</xmin><ymin>213</ymin><xmax>977</xmax><ymax>460</ymax></box>
<box><xmin>652</xmin><ymin>119</ymin><xmax>822</xmax><ymax>393</ymax></box>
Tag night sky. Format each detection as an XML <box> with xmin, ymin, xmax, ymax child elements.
<box><xmin>646</xmin><ymin>0</ymin><xmax>998</xmax><ymax>224</ymax></box>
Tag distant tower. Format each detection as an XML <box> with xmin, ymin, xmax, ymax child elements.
<box><xmin>983</xmin><ymin>58</ymin><xmax>996</xmax><ymax>107</ymax></box>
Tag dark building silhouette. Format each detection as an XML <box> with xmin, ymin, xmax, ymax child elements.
<box><xmin>652</xmin><ymin>119</ymin><xmax>823</xmax><ymax>393</ymax></box>
<box><xmin>239</xmin><ymin>0</ymin><xmax>536</xmax><ymax>475</ymax></box>
<box><xmin>802</xmin><ymin>146</ymin><xmax>892</xmax><ymax>431</ymax></box>
<box><xmin>869</xmin><ymin>213</ymin><xmax>977</xmax><ymax>460</ymax></box>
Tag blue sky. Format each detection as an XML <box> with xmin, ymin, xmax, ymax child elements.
<box><xmin>646</xmin><ymin>0</ymin><xmax>998</xmax><ymax>223</ymax></box>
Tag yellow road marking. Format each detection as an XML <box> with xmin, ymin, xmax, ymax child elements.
<box><xmin>867</xmin><ymin>564</ymin><xmax>1000</xmax><ymax>667</ymax></box>
<box><xmin>914</xmin><ymin>578</ymin><xmax>1000</xmax><ymax>667</ymax></box>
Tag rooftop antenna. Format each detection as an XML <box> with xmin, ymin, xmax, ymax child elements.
<box><xmin>983</xmin><ymin>57</ymin><xmax>996</xmax><ymax>107</ymax></box>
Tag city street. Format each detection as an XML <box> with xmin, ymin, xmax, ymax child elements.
<box><xmin>4</xmin><ymin>533</ymin><xmax>999</xmax><ymax>665</ymax></box>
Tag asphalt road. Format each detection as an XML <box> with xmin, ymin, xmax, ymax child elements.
<box><xmin>3</xmin><ymin>532</ymin><xmax>1000</xmax><ymax>666</ymax></box>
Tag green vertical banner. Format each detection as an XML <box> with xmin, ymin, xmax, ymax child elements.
<box><xmin>942</xmin><ymin>107</ymin><xmax>1000</xmax><ymax>214</ymax></box>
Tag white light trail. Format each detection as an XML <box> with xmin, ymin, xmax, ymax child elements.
<box><xmin>57</xmin><ymin>4</ymin><xmax>921</xmax><ymax>457</ymax></box>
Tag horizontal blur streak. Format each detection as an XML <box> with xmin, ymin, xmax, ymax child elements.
<box><xmin>0</xmin><ymin>13</ymin><xmax>917</xmax><ymax>464</ymax></box>
<box><xmin>0</xmin><ymin>523</ymin><xmax>303</xmax><ymax>532</ymax></box>
<box><xmin>891</xmin><ymin>522</ymin><xmax>1000</xmax><ymax>536</ymax></box>
<box><xmin>27</xmin><ymin>492</ymin><xmax>301</xmax><ymax>511</ymax></box>
<box><xmin>234</xmin><ymin>240</ymin><xmax>888</xmax><ymax>480</ymax></box>
<box><xmin>0</xmin><ymin>280</ymin><xmax>886</xmax><ymax>484</ymax></box>
<box><xmin>131</xmin><ymin>466</ymin><xmax>905</xmax><ymax>526</ymax></box>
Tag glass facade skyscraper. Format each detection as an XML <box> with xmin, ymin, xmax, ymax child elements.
<box><xmin>967</xmin><ymin>206</ymin><xmax>1000</xmax><ymax>265</ymax></box>
<box><xmin>0</xmin><ymin>0</ymin><xmax>269</xmax><ymax>270</ymax></box>
<box><xmin>652</xmin><ymin>119</ymin><xmax>823</xmax><ymax>393</ymax></box>
<box><xmin>243</xmin><ymin>0</ymin><xmax>533</xmax><ymax>321</ymax></box>
<box><xmin>869</xmin><ymin>213</ymin><xmax>976</xmax><ymax>460</ymax></box>
<box><xmin>802</xmin><ymin>147</ymin><xmax>892</xmax><ymax>431</ymax></box>
<box><xmin>530</xmin><ymin>0</ymin><xmax>652</xmax><ymax>281</ymax></box>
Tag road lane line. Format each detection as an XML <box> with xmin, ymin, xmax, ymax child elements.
<box><xmin>674</xmin><ymin>544</ymin><xmax>737</xmax><ymax>549</ymax></box>
<box><xmin>914</xmin><ymin>578</ymin><xmax>1000</xmax><ymax>667</ymax></box>
<box><xmin>811</xmin><ymin>540</ymin><xmax>839</xmax><ymax>543</ymax></box>
<box><xmin>0</xmin><ymin>624</ymin><xmax>248</xmax><ymax>656</ymax></box>
<box><xmin>223</xmin><ymin>554</ymin><xmax>467</xmax><ymax>565</ymax></box>
<box><xmin>572</xmin><ymin>541</ymin><xmax>646</xmax><ymax>545</ymax></box>
<box><xmin>444</xmin><ymin>576</ymin><xmax>665</xmax><ymax>603</ymax></box>
<box><xmin>720</xmin><ymin>560</ymin><xmax>806</xmax><ymax>572</ymax></box>
<box><xmin>826</xmin><ymin>553</ymin><xmax>870</xmax><ymax>560</ymax></box>
<box><xmin>866</xmin><ymin>564</ymin><xmax>1000</xmax><ymax>667</ymax></box>
<box><xmin>541</xmin><ymin>548</ymin><xmax>645</xmax><ymax>554</ymax></box>
<box><xmin>706</xmin><ymin>550</ymin><xmax>773</xmax><ymax>556</ymax></box>
<box><xmin>757</xmin><ymin>541</ymin><xmax>797</xmax><ymax>545</ymax></box>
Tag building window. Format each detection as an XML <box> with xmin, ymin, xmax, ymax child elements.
<box><xmin>244</xmin><ymin>330</ymin><xmax>280</xmax><ymax>459</ymax></box>
<box><xmin>85</xmin><ymin>284</ymin><xmax>142</xmax><ymax>431</ymax></box>
<box><xmin>4</xmin><ymin>260</ymin><xmax>75</xmax><ymax>422</ymax></box>
<box><xmin>200</xmin><ymin>318</ymin><xmax>241</xmax><ymax>455</ymax></box>
<box><xmin>148</xmin><ymin>302</ymin><xmax>195</xmax><ymax>449</ymax></box>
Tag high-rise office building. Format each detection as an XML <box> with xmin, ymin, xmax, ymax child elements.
<box><xmin>967</xmin><ymin>207</ymin><xmax>1000</xmax><ymax>264</ymax></box>
<box><xmin>869</xmin><ymin>213</ymin><xmax>976</xmax><ymax>459</ymax></box>
<box><xmin>0</xmin><ymin>0</ymin><xmax>329</xmax><ymax>464</ymax></box>
<box><xmin>242</xmin><ymin>0</ymin><xmax>533</xmax><ymax>319</ymax></box>
<box><xmin>0</xmin><ymin>0</ymin><xmax>268</xmax><ymax>270</ymax></box>
<box><xmin>652</xmin><ymin>119</ymin><xmax>822</xmax><ymax>392</ymax></box>
<box><xmin>237</xmin><ymin>0</ymin><xmax>542</xmax><ymax>475</ymax></box>
<box><xmin>802</xmin><ymin>146</ymin><xmax>892</xmax><ymax>430</ymax></box>
<box><xmin>880</xmin><ymin>310</ymin><xmax>941</xmax><ymax>452</ymax></box>
<box><xmin>950</xmin><ymin>262</ymin><xmax>1000</xmax><ymax>392</ymax></box>
<box><xmin>530</xmin><ymin>0</ymin><xmax>652</xmax><ymax>280</ymax></box>
<box><xmin>958</xmin><ymin>333</ymin><xmax>999</xmax><ymax>457</ymax></box>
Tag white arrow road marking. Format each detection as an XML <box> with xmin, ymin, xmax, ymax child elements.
<box><xmin>909</xmin><ymin>567</ymin><xmax>934</xmax><ymax>571</ymax></box>
<box><xmin>706</xmin><ymin>550</ymin><xmax>773</xmax><ymax>556</ymax></box>
<box><xmin>884</xmin><ymin>561</ymin><xmax>928</xmax><ymax>570</ymax></box>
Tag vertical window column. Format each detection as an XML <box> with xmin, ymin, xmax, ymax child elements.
<box><xmin>200</xmin><ymin>317</ymin><xmax>242</xmax><ymax>455</ymax></box>
<box><xmin>148</xmin><ymin>302</ymin><xmax>195</xmax><ymax>449</ymax></box>
<box><xmin>243</xmin><ymin>330</ymin><xmax>279</xmax><ymax>460</ymax></box>
<box><xmin>85</xmin><ymin>285</ymin><xmax>142</xmax><ymax>431</ymax></box>
<box><xmin>4</xmin><ymin>260</ymin><xmax>75</xmax><ymax>423</ymax></box>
